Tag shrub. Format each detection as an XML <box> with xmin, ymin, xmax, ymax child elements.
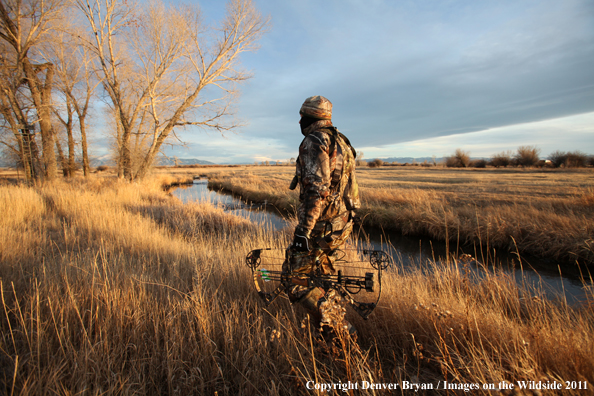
<box><xmin>471</xmin><ymin>159</ymin><xmax>487</xmax><ymax>168</ymax></box>
<box><xmin>368</xmin><ymin>159</ymin><xmax>384</xmax><ymax>168</ymax></box>
<box><xmin>514</xmin><ymin>145</ymin><xmax>540</xmax><ymax>167</ymax></box>
<box><xmin>490</xmin><ymin>151</ymin><xmax>512</xmax><ymax>168</ymax></box>
<box><xmin>446</xmin><ymin>149</ymin><xmax>470</xmax><ymax>168</ymax></box>
<box><xmin>548</xmin><ymin>151</ymin><xmax>567</xmax><ymax>168</ymax></box>
<box><xmin>566</xmin><ymin>151</ymin><xmax>588</xmax><ymax>168</ymax></box>
<box><xmin>548</xmin><ymin>151</ymin><xmax>590</xmax><ymax>167</ymax></box>
<box><xmin>445</xmin><ymin>157</ymin><xmax>457</xmax><ymax>167</ymax></box>
<box><xmin>96</xmin><ymin>165</ymin><xmax>110</xmax><ymax>172</ymax></box>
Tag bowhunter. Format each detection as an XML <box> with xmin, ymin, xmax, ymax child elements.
<box><xmin>284</xmin><ymin>95</ymin><xmax>360</xmax><ymax>337</ymax></box>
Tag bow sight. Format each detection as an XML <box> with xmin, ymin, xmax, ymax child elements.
<box><xmin>245</xmin><ymin>248</ymin><xmax>391</xmax><ymax>319</ymax></box>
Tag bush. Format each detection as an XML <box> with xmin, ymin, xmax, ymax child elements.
<box><xmin>470</xmin><ymin>159</ymin><xmax>487</xmax><ymax>168</ymax></box>
<box><xmin>548</xmin><ymin>150</ymin><xmax>590</xmax><ymax>167</ymax></box>
<box><xmin>368</xmin><ymin>159</ymin><xmax>384</xmax><ymax>168</ymax></box>
<box><xmin>548</xmin><ymin>151</ymin><xmax>568</xmax><ymax>168</ymax></box>
<box><xmin>490</xmin><ymin>151</ymin><xmax>512</xmax><ymax>168</ymax></box>
<box><xmin>566</xmin><ymin>151</ymin><xmax>589</xmax><ymax>168</ymax></box>
<box><xmin>514</xmin><ymin>145</ymin><xmax>540</xmax><ymax>167</ymax></box>
<box><xmin>96</xmin><ymin>165</ymin><xmax>110</xmax><ymax>172</ymax></box>
<box><xmin>445</xmin><ymin>157</ymin><xmax>457</xmax><ymax>167</ymax></box>
<box><xmin>446</xmin><ymin>149</ymin><xmax>471</xmax><ymax>168</ymax></box>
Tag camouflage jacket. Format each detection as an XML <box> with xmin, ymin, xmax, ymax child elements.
<box><xmin>293</xmin><ymin>119</ymin><xmax>360</xmax><ymax>238</ymax></box>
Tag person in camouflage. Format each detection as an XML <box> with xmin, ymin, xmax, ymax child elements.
<box><xmin>284</xmin><ymin>95</ymin><xmax>360</xmax><ymax>335</ymax></box>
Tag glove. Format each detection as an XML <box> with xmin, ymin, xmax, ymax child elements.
<box><xmin>291</xmin><ymin>233</ymin><xmax>310</xmax><ymax>252</ymax></box>
<box><xmin>350</xmin><ymin>211</ymin><xmax>362</xmax><ymax>226</ymax></box>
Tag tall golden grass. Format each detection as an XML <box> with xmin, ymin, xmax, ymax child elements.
<box><xmin>0</xmin><ymin>175</ymin><xmax>592</xmax><ymax>394</ymax></box>
<box><xmin>200</xmin><ymin>166</ymin><xmax>594</xmax><ymax>264</ymax></box>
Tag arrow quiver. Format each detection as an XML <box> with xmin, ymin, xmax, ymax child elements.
<box><xmin>245</xmin><ymin>248</ymin><xmax>391</xmax><ymax>320</ymax></box>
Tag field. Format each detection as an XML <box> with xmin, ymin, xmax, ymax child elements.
<box><xmin>162</xmin><ymin>165</ymin><xmax>594</xmax><ymax>265</ymax></box>
<box><xmin>0</xmin><ymin>168</ymin><xmax>593</xmax><ymax>395</ymax></box>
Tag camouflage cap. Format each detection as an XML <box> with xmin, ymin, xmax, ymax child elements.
<box><xmin>299</xmin><ymin>96</ymin><xmax>332</xmax><ymax>120</ymax></box>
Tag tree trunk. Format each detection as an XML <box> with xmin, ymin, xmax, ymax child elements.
<box><xmin>80</xmin><ymin>115</ymin><xmax>90</xmax><ymax>176</ymax></box>
<box><xmin>0</xmin><ymin>91</ymin><xmax>38</xmax><ymax>180</ymax></box>
<box><xmin>61</xmin><ymin>100</ymin><xmax>76</xmax><ymax>176</ymax></box>
<box><xmin>22</xmin><ymin>59</ymin><xmax>57</xmax><ymax>180</ymax></box>
<box><xmin>56</xmin><ymin>140</ymin><xmax>69</xmax><ymax>177</ymax></box>
<box><xmin>23</xmin><ymin>130</ymin><xmax>43</xmax><ymax>180</ymax></box>
<box><xmin>115</xmin><ymin>118</ymin><xmax>126</xmax><ymax>179</ymax></box>
<box><xmin>122</xmin><ymin>140</ymin><xmax>132</xmax><ymax>180</ymax></box>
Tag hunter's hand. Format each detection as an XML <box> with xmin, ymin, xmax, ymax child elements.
<box><xmin>348</xmin><ymin>210</ymin><xmax>361</xmax><ymax>226</ymax></box>
<box><xmin>291</xmin><ymin>234</ymin><xmax>310</xmax><ymax>251</ymax></box>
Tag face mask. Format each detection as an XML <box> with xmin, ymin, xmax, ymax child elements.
<box><xmin>299</xmin><ymin>115</ymin><xmax>318</xmax><ymax>135</ymax></box>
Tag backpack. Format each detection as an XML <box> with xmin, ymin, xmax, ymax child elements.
<box><xmin>290</xmin><ymin>127</ymin><xmax>360</xmax><ymax>212</ymax></box>
<box><xmin>326</xmin><ymin>127</ymin><xmax>360</xmax><ymax>212</ymax></box>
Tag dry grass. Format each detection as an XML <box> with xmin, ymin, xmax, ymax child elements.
<box><xmin>179</xmin><ymin>166</ymin><xmax>594</xmax><ymax>264</ymax></box>
<box><xmin>0</xmin><ymin>174</ymin><xmax>593</xmax><ymax>394</ymax></box>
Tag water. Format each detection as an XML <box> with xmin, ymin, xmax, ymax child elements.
<box><xmin>172</xmin><ymin>179</ymin><xmax>290</xmax><ymax>231</ymax></box>
<box><xmin>172</xmin><ymin>179</ymin><xmax>592</xmax><ymax>304</ymax></box>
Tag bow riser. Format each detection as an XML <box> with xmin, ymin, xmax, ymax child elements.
<box><xmin>246</xmin><ymin>248</ymin><xmax>391</xmax><ymax>320</ymax></box>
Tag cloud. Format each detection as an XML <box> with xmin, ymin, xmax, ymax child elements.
<box><xmin>361</xmin><ymin>111</ymin><xmax>594</xmax><ymax>159</ymax></box>
<box><xmin>163</xmin><ymin>132</ymin><xmax>296</xmax><ymax>164</ymax></box>
<box><xmin>172</xmin><ymin>0</ymin><xmax>594</xmax><ymax>163</ymax></box>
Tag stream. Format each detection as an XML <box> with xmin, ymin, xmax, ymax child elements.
<box><xmin>172</xmin><ymin>179</ymin><xmax>592</xmax><ymax>304</ymax></box>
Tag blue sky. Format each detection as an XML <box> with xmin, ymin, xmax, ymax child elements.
<box><xmin>162</xmin><ymin>0</ymin><xmax>594</xmax><ymax>164</ymax></box>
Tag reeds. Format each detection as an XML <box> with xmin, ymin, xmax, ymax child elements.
<box><xmin>203</xmin><ymin>167</ymin><xmax>594</xmax><ymax>264</ymax></box>
<box><xmin>0</xmin><ymin>175</ymin><xmax>592</xmax><ymax>394</ymax></box>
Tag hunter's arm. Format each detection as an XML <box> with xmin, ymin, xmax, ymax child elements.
<box><xmin>296</xmin><ymin>131</ymin><xmax>332</xmax><ymax>237</ymax></box>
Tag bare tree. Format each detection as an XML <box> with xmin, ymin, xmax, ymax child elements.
<box><xmin>355</xmin><ymin>151</ymin><xmax>365</xmax><ymax>167</ymax></box>
<box><xmin>0</xmin><ymin>27</ymin><xmax>44</xmax><ymax>179</ymax></box>
<box><xmin>0</xmin><ymin>93</ymin><xmax>44</xmax><ymax>178</ymax></box>
<box><xmin>0</xmin><ymin>55</ymin><xmax>42</xmax><ymax>179</ymax></box>
<box><xmin>565</xmin><ymin>151</ymin><xmax>588</xmax><ymax>168</ymax></box>
<box><xmin>41</xmin><ymin>20</ymin><xmax>101</xmax><ymax>177</ymax></box>
<box><xmin>76</xmin><ymin>0</ymin><xmax>269</xmax><ymax>180</ymax></box>
<box><xmin>0</xmin><ymin>0</ymin><xmax>69</xmax><ymax>180</ymax></box>
<box><xmin>514</xmin><ymin>145</ymin><xmax>540</xmax><ymax>167</ymax></box>
<box><xmin>490</xmin><ymin>150</ymin><xmax>513</xmax><ymax>168</ymax></box>
<box><xmin>368</xmin><ymin>158</ymin><xmax>383</xmax><ymax>168</ymax></box>
<box><xmin>548</xmin><ymin>150</ymin><xmax>567</xmax><ymax>168</ymax></box>
<box><xmin>446</xmin><ymin>148</ymin><xmax>471</xmax><ymax>168</ymax></box>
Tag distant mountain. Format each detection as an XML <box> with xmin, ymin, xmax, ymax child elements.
<box><xmin>89</xmin><ymin>154</ymin><xmax>114</xmax><ymax>167</ymax></box>
<box><xmin>88</xmin><ymin>156</ymin><xmax>215</xmax><ymax>167</ymax></box>
<box><xmin>157</xmin><ymin>157</ymin><xmax>216</xmax><ymax>166</ymax></box>
<box><xmin>372</xmin><ymin>156</ymin><xmax>446</xmax><ymax>164</ymax></box>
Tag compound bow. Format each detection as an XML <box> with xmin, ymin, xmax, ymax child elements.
<box><xmin>245</xmin><ymin>248</ymin><xmax>391</xmax><ymax>319</ymax></box>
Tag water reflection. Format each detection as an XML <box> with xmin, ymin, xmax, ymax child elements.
<box><xmin>171</xmin><ymin>179</ymin><xmax>591</xmax><ymax>303</ymax></box>
<box><xmin>172</xmin><ymin>179</ymin><xmax>291</xmax><ymax>231</ymax></box>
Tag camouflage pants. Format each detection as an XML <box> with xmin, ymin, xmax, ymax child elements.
<box><xmin>283</xmin><ymin>213</ymin><xmax>353</xmax><ymax>302</ymax></box>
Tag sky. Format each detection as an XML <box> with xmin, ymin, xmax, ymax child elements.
<box><xmin>161</xmin><ymin>0</ymin><xmax>594</xmax><ymax>164</ymax></box>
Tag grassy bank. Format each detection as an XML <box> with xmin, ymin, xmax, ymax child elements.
<box><xmin>0</xmin><ymin>175</ymin><xmax>593</xmax><ymax>394</ymax></box>
<box><xmin>196</xmin><ymin>166</ymin><xmax>594</xmax><ymax>265</ymax></box>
